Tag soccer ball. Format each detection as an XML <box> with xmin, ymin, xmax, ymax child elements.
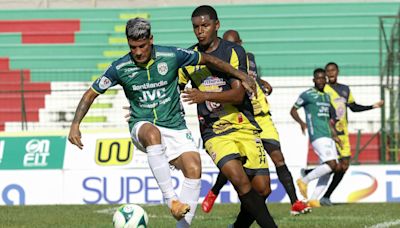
<box><xmin>113</xmin><ymin>204</ymin><xmax>149</xmax><ymax>228</ymax></box>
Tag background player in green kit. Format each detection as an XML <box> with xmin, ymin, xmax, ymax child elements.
<box><xmin>201</xmin><ymin>29</ymin><xmax>311</xmax><ymax>217</ymax></box>
<box><xmin>290</xmin><ymin>68</ymin><xmax>340</xmax><ymax>208</ymax></box>
<box><xmin>68</xmin><ymin>17</ymin><xmax>256</xmax><ymax>227</ymax></box>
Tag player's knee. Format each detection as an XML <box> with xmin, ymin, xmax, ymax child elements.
<box><xmin>139</xmin><ymin>125</ymin><xmax>161</xmax><ymax>146</ymax></box>
<box><xmin>269</xmin><ymin>150</ymin><xmax>285</xmax><ymax>165</ymax></box>
<box><xmin>257</xmin><ymin>186</ymin><xmax>271</xmax><ymax>197</ymax></box>
<box><xmin>184</xmin><ymin>162</ymin><xmax>201</xmax><ymax>179</ymax></box>
<box><xmin>327</xmin><ymin>161</ymin><xmax>337</xmax><ymax>171</ymax></box>
<box><xmin>231</xmin><ymin>176</ymin><xmax>251</xmax><ymax>194</ymax></box>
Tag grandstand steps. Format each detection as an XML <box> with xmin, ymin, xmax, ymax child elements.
<box><xmin>0</xmin><ymin>57</ymin><xmax>9</xmax><ymax>70</ymax></box>
<box><xmin>0</xmin><ymin>20</ymin><xmax>80</xmax><ymax>33</ymax></box>
<box><xmin>0</xmin><ymin>43</ymin><xmax>127</xmax><ymax>56</ymax></box>
<box><xmin>0</xmin><ymin>9</ymin><xmax>148</xmax><ymax>20</ymax></box>
<box><xmin>9</xmin><ymin>56</ymin><xmax>114</xmax><ymax>69</ymax></box>
<box><xmin>0</xmin><ymin>82</ymin><xmax>50</xmax><ymax>91</ymax></box>
<box><xmin>0</xmin><ymin>69</ymin><xmax>30</xmax><ymax>82</ymax></box>
<box><xmin>0</xmin><ymin>109</ymin><xmax>39</xmax><ymax>121</ymax></box>
<box><xmin>30</xmin><ymin>69</ymin><xmax>101</xmax><ymax>82</ymax></box>
<box><xmin>22</xmin><ymin>32</ymin><xmax>75</xmax><ymax>44</ymax></box>
<box><xmin>0</xmin><ymin>96</ymin><xmax>45</xmax><ymax>110</ymax></box>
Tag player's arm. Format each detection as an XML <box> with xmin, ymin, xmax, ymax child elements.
<box><xmin>69</xmin><ymin>64</ymin><xmax>118</xmax><ymax>149</ymax></box>
<box><xmin>68</xmin><ymin>88</ymin><xmax>99</xmax><ymax>149</ymax></box>
<box><xmin>348</xmin><ymin>100</ymin><xmax>384</xmax><ymax>112</ymax></box>
<box><xmin>182</xmin><ymin>80</ymin><xmax>244</xmax><ymax>105</ymax></box>
<box><xmin>346</xmin><ymin>89</ymin><xmax>384</xmax><ymax>112</ymax></box>
<box><xmin>199</xmin><ymin>53</ymin><xmax>256</xmax><ymax>96</ymax></box>
<box><xmin>290</xmin><ymin>106</ymin><xmax>307</xmax><ymax>135</ymax></box>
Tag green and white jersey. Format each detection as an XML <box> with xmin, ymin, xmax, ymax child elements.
<box><xmin>294</xmin><ymin>87</ymin><xmax>333</xmax><ymax>142</ymax></box>
<box><xmin>91</xmin><ymin>45</ymin><xmax>201</xmax><ymax>130</ymax></box>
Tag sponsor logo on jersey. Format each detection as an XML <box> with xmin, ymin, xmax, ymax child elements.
<box><xmin>157</xmin><ymin>62</ymin><xmax>168</xmax><ymax>75</ymax></box>
<box><xmin>203</xmin><ymin>76</ymin><xmax>226</xmax><ymax>87</ymax></box>
<box><xmin>124</xmin><ymin>67</ymin><xmax>140</xmax><ymax>73</ymax></box>
<box><xmin>295</xmin><ymin>97</ymin><xmax>304</xmax><ymax>105</ymax></box>
<box><xmin>156</xmin><ymin>52</ymin><xmax>175</xmax><ymax>58</ymax></box>
<box><xmin>99</xmin><ymin>76</ymin><xmax>112</xmax><ymax>89</ymax></box>
<box><xmin>116</xmin><ymin>60</ymin><xmax>133</xmax><ymax>70</ymax></box>
<box><xmin>132</xmin><ymin>80</ymin><xmax>168</xmax><ymax>91</ymax></box>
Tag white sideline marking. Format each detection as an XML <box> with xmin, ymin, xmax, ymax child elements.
<box><xmin>366</xmin><ymin>219</ymin><xmax>400</xmax><ymax>228</ymax></box>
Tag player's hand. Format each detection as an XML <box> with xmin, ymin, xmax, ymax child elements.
<box><xmin>242</xmin><ymin>76</ymin><xmax>257</xmax><ymax>98</ymax></box>
<box><xmin>373</xmin><ymin>100</ymin><xmax>384</xmax><ymax>108</ymax></box>
<box><xmin>260</xmin><ymin>79</ymin><xmax>272</xmax><ymax>96</ymax></box>
<box><xmin>182</xmin><ymin>88</ymin><xmax>207</xmax><ymax>104</ymax></box>
<box><xmin>123</xmin><ymin>106</ymin><xmax>131</xmax><ymax>122</ymax></box>
<box><xmin>333</xmin><ymin>135</ymin><xmax>343</xmax><ymax>149</ymax></box>
<box><xmin>68</xmin><ymin>124</ymin><xmax>83</xmax><ymax>149</ymax></box>
<box><xmin>300</xmin><ymin>122</ymin><xmax>307</xmax><ymax>135</ymax></box>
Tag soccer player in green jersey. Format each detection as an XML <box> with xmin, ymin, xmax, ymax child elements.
<box><xmin>68</xmin><ymin>17</ymin><xmax>256</xmax><ymax>227</ymax></box>
<box><xmin>201</xmin><ymin>29</ymin><xmax>310</xmax><ymax>217</ymax></box>
<box><xmin>180</xmin><ymin>6</ymin><xmax>277</xmax><ymax>227</ymax></box>
<box><xmin>290</xmin><ymin>68</ymin><xmax>340</xmax><ymax>208</ymax></box>
<box><xmin>319</xmin><ymin>62</ymin><xmax>384</xmax><ymax>206</ymax></box>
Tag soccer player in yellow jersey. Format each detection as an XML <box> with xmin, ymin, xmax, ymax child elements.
<box><xmin>201</xmin><ymin>30</ymin><xmax>311</xmax><ymax>218</ymax></box>
<box><xmin>313</xmin><ymin>62</ymin><xmax>384</xmax><ymax>206</ymax></box>
<box><xmin>180</xmin><ymin>5</ymin><xmax>277</xmax><ymax>227</ymax></box>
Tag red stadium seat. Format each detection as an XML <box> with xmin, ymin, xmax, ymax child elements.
<box><xmin>0</xmin><ymin>19</ymin><xmax>80</xmax><ymax>44</ymax></box>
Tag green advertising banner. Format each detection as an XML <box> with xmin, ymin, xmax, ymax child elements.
<box><xmin>0</xmin><ymin>136</ymin><xmax>66</xmax><ymax>170</ymax></box>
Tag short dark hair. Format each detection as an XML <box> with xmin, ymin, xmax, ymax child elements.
<box><xmin>325</xmin><ymin>62</ymin><xmax>339</xmax><ymax>70</ymax></box>
<box><xmin>192</xmin><ymin>5</ymin><xmax>218</xmax><ymax>20</ymax></box>
<box><xmin>313</xmin><ymin>68</ymin><xmax>325</xmax><ymax>77</ymax></box>
<box><xmin>125</xmin><ymin>17</ymin><xmax>151</xmax><ymax>40</ymax></box>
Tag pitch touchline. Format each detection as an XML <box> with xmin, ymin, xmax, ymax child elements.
<box><xmin>366</xmin><ymin>219</ymin><xmax>400</xmax><ymax>228</ymax></box>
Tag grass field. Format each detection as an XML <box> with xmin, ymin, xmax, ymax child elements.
<box><xmin>0</xmin><ymin>203</ymin><xmax>399</xmax><ymax>228</ymax></box>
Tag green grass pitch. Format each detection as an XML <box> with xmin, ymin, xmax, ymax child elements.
<box><xmin>0</xmin><ymin>203</ymin><xmax>399</xmax><ymax>227</ymax></box>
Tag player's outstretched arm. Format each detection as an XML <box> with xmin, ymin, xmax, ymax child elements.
<box><xmin>68</xmin><ymin>88</ymin><xmax>99</xmax><ymax>149</ymax></box>
<box><xmin>290</xmin><ymin>106</ymin><xmax>307</xmax><ymax>135</ymax></box>
<box><xmin>199</xmin><ymin>53</ymin><xmax>256</xmax><ymax>96</ymax></box>
<box><xmin>348</xmin><ymin>100</ymin><xmax>384</xmax><ymax>112</ymax></box>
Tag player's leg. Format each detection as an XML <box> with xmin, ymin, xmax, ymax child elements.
<box><xmin>233</xmin><ymin>173</ymin><xmax>272</xmax><ymax>228</ymax></box>
<box><xmin>259</xmin><ymin>115</ymin><xmax>310</xmax><ymax>214</ymax></box>
<box><xmin>162</xmin><ymin>126</ymin><xmax>202</xmax><ymax>226</ymax></box>
<box><xmin>233</xmin><ymin>130</ymin><xmax>277</xmax><ymax>227</ymax></box>
<box><xmin>321</xmin><ymin>156</ymin><xmax>350</xmax><ymax>206</ymax></box>
<box><xmin>297</xmin><ymin>137</ymin><xmax>338</xmax><ymax>199</ymax></box>
<box><xmin>321</xmin><ymin>134</ymin><xmax>351</xmax><ymax>206</ymax></box>
<box><xmin>201</xmin><ymin>171</ymin><xmax>228</xmax><ymax>213</ymax></box>
<box><xmin>131</xmin><ymin>122</ymin><xmax>182</xmax><ymax>214</ymax></box>
<box><xmin>308</xmin><ymin>173</ymin><xmax>331</xmax><ymax>207</ymax></box>
<box><xmin>205</xmin><ymin>132</ymin><xmax>277</xmax><ymax>228</ymax></box>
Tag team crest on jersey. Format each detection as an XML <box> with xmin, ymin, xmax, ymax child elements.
<box><xmin>98</xmin><ymin>76</ymin><xmax>112</xmax><ymax>89</ymax></box>
<box><xmin>157</xmin><ymin>62</ymin><xmax>168</xmax><ymax>75</ymax></box>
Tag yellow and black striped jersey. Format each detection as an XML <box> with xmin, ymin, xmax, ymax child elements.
<box><xmin>179</xmin><ymin>38</ymin><xmax>260</xmax><ymax>142</ymax></box>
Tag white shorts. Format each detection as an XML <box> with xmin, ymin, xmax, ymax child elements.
<box><xmin>311</xmin><ymin>137</ymin><xmax>338</xmax><ymax>163</ymax></box>
<box><xmin>131</xmin><ymin>121</ymin><xmax>199</xmax><ymax>162</ymax></box>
